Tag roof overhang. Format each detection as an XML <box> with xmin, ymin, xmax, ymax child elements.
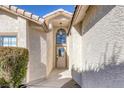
<box><xmin>67</xmin><ymin>5</ymin><xmax>89</xmax><ymax>35</ymax></box>
<box><xmin>43</xmin><ymin>9</ymin><xmax>72</xmax><ymax>29</ymax></box>
<box><xmin>0</xmin><ymin>5</ymin><xmax>49</xmax><ymax>32</ymax></box>
<box><xmin>72</xmin><ymin>5</ymin><xmax>89</xmax><ymax>25</ymax></box>
<box><xmin>43</xmin><ymin>9</ymin><xmax>72</xmax><ymax>19</ymax></box>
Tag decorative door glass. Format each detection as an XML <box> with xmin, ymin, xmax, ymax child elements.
<box><xmin>58</xmin><ymin>48</ymin><xmax>65</xmax><ymax>57</ymax></box>
<box><xmin>56</xmin><ymin>29</ymin><xmax>66</xmax><ymax>44</ymax></box>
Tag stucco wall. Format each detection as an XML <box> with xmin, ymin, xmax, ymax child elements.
<box><xmin>69</xmin><ymin>23</ymin><xmax>83</xmax><ymax>86</ymax></box>
<box><xmin>0</xmin><ymin>9</ymin><xmax>27</xmax><ymax>48</ymax></box>
<box><xmin>46</xmin><ymin>30</ymin><xmax>54</xmax><ymax>76</ymax></box>
<box><xmin>70</xmin><ymin>24</ymin><xmax>82</xmax><ymax>70</ymax></box>
<box><xmin>71</xmin><ymin>5</ymin><xmax>124</xmax><ymax>87</ymax></box>
<box><xmin>27</xmin><ymin>26</ymin><xmax>47</xmax><ymax>83</ymax></box>
<box><xmin>0</xmin><ymin>9</ymin><xmax>49</xmax><ymax>83</ymax></box>
<box><xmin>67</xmin><ymin>33</ymin><xmax>71</xmax><ymax>70</ymax></box>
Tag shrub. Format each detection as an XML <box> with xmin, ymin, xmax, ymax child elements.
<box><xmin>0</xmin><ymin>78</ymin><xmax>9</xmax><ymax>88</ymax></box>
<box><xmin>0</xmin><ymin>47</ymin><xmax>29</xmax><ymax>88</ymax></box>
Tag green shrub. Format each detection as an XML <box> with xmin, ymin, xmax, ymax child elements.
<box><xmin>0</xmin><ymin>78</ymin><xmax>9</xmax><ymax>87</ymax></box>
<box><xmin>0</xmin><ymin>47</ymin><xmax>29</xmax><ymax>88</ymax></box>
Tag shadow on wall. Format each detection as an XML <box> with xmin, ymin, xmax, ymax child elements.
<box><xmin>81</xmin><ymin>42</ymin><xmax>124</xmax><ymax>88</ymax></box>
<box><xmin>83</xmin><ymin>5</ymin><xmax>115</xmax><ymax>34</ymax></box>
<box><xmin>67</xmin><ymin>54</ymin><xmax>69</xmax><ymax>69</ymax></box>
<box><xmin>70</xmin><ymin>6</ymin><xmax>115</xmax><ymax>38</ymax></box>
<box><xmin>73</xmin><ymin>22</ymin><xmax>82</xmax><ymax>36</ymax></box>
<box><xmin>64</xmin><ymin>50</ymin><xmax>69</xmax><ymax>69</ymax></box>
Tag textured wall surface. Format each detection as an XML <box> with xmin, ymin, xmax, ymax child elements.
<box><xmin>0</xmin><ymin>9</ymin><xmax>27</xmax><ymax>48</ymax></box>
<box><xmin>69</xmin><ymin>24</ymin><xmax>83</xmax><ymax>86</ymax></box>
<box><xmin>0</xmin><ymin>9</ymin><xmax>49</xmax><ymax>83</ymax></box>
<box><xmin>71</xmin><ymin>5</ymin><xmax>124</xmax><ymax>87</ymax></box>
<box><xmin>70</xmin><ymin>24</ymin><xmax>82</xmax><ymax>71</ymax></box>
<box><xmin>46</xmin><ymin>30</ymin><xmax>54</xmax><ymax>76</ymax></box>
<box><xmin>28</xmin><ymin>27</ymin><xmax>47</xmax><ymax>82</ymax></box>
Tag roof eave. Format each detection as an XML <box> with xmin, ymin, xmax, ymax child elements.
<box><xmin>43</xmin><ymin>8</ymin><xmax>72</xmax><ymax>19</ymax></box>
<box><xmin>67</xmin><ymin>5</ymin><xmax>89</xmax><ymax>35</ymax></box>
<box><xmin>0</xmin><ymin>5</ymin><xmax>49</xmax><ymax>32</ymax></box>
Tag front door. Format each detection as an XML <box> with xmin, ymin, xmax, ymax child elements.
<box><xmin>56</xmin><ymin>29</ymin><xmax>67</xmax><ymax>68</ymax></box>
<box><xmin>56</xmin><ymin>46</ymin><xmax>66</xmax><ymax>68</ymax></box>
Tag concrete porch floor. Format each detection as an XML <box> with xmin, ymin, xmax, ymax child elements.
<box><xmin>27</xmin><ymin>69</ymin><xmax>80</xmax><ymax>88</ymax></box>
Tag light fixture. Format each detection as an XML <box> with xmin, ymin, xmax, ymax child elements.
<box><xmin>60</xmin><ymin>22</ymin><xmax>62</xmax><ymax>30</ymax></box>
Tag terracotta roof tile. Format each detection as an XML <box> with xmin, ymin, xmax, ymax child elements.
<box><xmin>0</xmin><ymin>5</ymin><xmax>44</xmax><ymax>25</ymax></box>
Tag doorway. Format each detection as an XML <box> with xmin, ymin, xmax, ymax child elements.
<box><xmin>56</xmin><ymin>29</ymin><xmax>67</xmax><ymax>68</ymax></box>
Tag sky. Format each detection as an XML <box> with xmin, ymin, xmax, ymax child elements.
<box><xmin>16</xmin><ymin>5</ymin><xmax>75</xmax><ymax>17</ymax></box>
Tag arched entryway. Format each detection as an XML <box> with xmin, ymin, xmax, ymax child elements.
<box><xmin>56</xmin><ymin>28</ymin><xmax>67</xmax><ymax>68</ymax></box>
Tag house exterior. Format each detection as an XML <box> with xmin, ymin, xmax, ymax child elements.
<box><xmin>1</xmin><ymin>5</ymin><xmax>124</xmax><ymax>87</ymax></box>
<box><xmin>0</xmin><ymin>5</ymin><xmax>72</xmax><ymax>84</ymax></box>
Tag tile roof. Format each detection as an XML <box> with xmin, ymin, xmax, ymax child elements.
<box><xmin>0</xmin><ymin>5</ymin><xmax>44</xmax><ymax>25</ymax></box>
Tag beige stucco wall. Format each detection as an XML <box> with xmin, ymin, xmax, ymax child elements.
<box><xmin>71</xmin><ymin>5</ymin><xmax>124</xmax><ymax>87</ymax></box>
<box><xmin>0</xmin><ymin>9</ymin><xmax>49</xmax><ymax>83</ymax></box>
<box><xmin>69</xmin><ymin>23</ymin><xmax>83</xmax><ymax>71</ymax></box>
<box><xmin>27</xmin><ymin>24</ymin><xmax>48</xmax><ymax>82</ymax></box>
<box><xmin>46</xmin><ymin>30</ymin><xmax>54</xmax><ymax>76</ymax></box>
<box><xmin>69</xmin><ymin>23</ymin><xmax>83</xmax><ymax>85</ymax></box>
<box><xmin>67</xmin><ymin>32</ymin><xmax>70</xmax><ymax>70</ymax></box>
<box><xmin>0</xmin><ymin>9</ymin><xmax>28</xmax><ymax>48</ymax></box>
<box><xmin>0</xmin><ymin>9</ymin><xmax>71</xmax><ymax>84</ymax></box>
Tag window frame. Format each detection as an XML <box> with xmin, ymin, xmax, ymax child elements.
<box><xmin>56</xmin><ymin>29</ymin><xmax>67</xmax><ymax>44</ymax></box>
<box><xmin>0</xmin><ymin>33</ymin><xmax>17</xmax><ymax>47</ymax></box>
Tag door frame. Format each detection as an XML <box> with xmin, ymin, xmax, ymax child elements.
<box><xmin>55</xmin><ymin>45</ymin><xmax>67</xmax><ymax>68</ymax></box>
<box><xmin>54</xmin><ymin>28</ymin><xmax>67</xmax><ymax>69</ymax></box>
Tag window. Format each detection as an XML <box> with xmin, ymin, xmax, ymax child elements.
<box><xmin>56</xmin><ymin>29</ymin><xmax>66</xmax><ymax>44</ymax></box>
<box><xmin>0</xmin><ymin>36</ymin><xmax>17</xmax><ymax>47</ymax></box>
<box><xmin>58</xmin><ymin>48</ymin><xmax>65</xmax><ymax>57</ymax></box>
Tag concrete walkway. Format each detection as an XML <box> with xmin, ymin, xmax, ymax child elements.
<box><xmin>27</xmin><ymin>69</ymin><xmax>73</xmax><ymax>88</ymax></box>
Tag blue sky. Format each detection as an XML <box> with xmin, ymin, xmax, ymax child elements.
<box><xmin>16</xmin><ymin>5</ymin><xmax>75</xmax><ymax>17</ymax></box>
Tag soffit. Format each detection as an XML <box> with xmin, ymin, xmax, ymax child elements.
<box><xmin>73</xmin><ymin>5</ymin><xmax>89</xmax><ymax>25</ymax></box>
<box><xmin>44</xmin><ymin>9</ymin><xmax>72</xmax><ymax>27</ymax></box>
